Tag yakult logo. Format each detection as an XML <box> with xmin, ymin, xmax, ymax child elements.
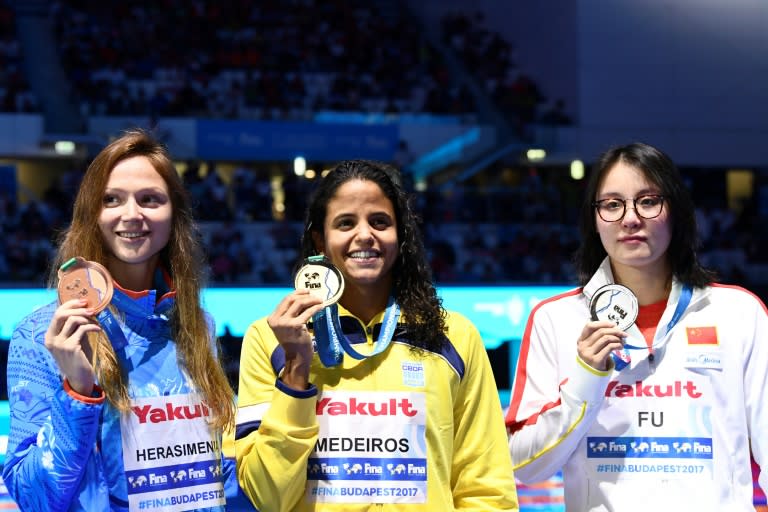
<box><xmin>316</xmin><ymin>396</ymin><xmax>418</xmax><ymax>417</ymax></box>
<box><xmin>605</xmin><ymin>380</ymin><xmax>702</xmax><ymax>399</ymax></box>
<box><xmin>132</xmin><ymin>401</ymin><xmax>211</xmax><ymax>424</ymax></box>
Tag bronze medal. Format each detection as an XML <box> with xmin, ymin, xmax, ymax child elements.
<box><xmin>57</xmin><ymin>257</ymin><xmax>114</xmax><ymax>313</ymax></box>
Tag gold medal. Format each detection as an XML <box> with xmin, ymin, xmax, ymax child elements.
<box><xmin>294</xmin><ymin>257</ymin><xmax>345</xmax><ymax>307</ymax></box>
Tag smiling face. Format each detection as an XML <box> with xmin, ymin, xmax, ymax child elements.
<box><xmin>596</xmin><ymin>160</ymin><xmax>672</xmax><ymax>278</ymax></box>
<box><xmin>98</xmin><ymin>155</ymin><xmax>172</xmax><ymax>286</ymax></box>
<box><xmin>313</xmin><ymin>179</ymin><xmax>399</xmax><ymax>297</ymax></box>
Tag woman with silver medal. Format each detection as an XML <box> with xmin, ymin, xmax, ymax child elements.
<box><xmin>506</xmin><ymin>142</ymin><xmax>768</xmax><ymax>511</ymax></box>
<box><xmin>3</xmin><ymin>130</ymin><xmax>237</xmax><ymax>511</ymax></box>
<box><xmin>235</xmin><ymin>160</ymin><xmax>518</xmax><ymax>511</ymax></box>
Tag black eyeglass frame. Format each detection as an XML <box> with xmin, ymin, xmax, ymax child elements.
<box><xmin>592</xmin><ymin>194</ymin><xmax>665</xmax><ymax>222</ymax></box>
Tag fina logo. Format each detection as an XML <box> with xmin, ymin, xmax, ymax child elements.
<box><xmin>608</xmin><ymin>303</ymin><xmax>628</xmax><ymax>323</ymax></box>
<box><xmin>303</xmin><ymin>271</ymin><xmax>322</xmax><ymax>290</ymax></box>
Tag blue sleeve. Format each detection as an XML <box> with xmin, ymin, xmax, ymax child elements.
<box><xmin>223</xmin><ymin>456</ymin><xmax>258</xmax><ymax>511</ymax></box>
<box><xmin>2</xmin><ymin>306</ymin><xmax>104</xmax><ymax>512</ymax></box>
<box><xmin>209</xmin><ymin>311</ymin><xmax>256</xmax><ymax>510</ymax></box>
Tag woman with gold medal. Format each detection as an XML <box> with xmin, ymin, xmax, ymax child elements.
<box><xmin>235</xmin><ymin>160</ymin><xmax>518</xmax><ymax>511</ymax></box>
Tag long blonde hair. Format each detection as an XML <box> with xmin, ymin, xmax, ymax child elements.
<box><xmin>49</xmin><ymin>129</ymin><xmax>235</xmax><ymax>429</ymax></box>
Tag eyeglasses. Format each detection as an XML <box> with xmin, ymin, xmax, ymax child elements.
<box><xmin>592</xmin><ymin>194</ymin><xmax>665</xmax><ymax>222</ymax></box>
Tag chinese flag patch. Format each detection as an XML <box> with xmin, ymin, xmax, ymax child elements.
<box><xmin>686</xmin><ymin>326</ymin><xmax>719</xmax><ymax>345</ymax></box>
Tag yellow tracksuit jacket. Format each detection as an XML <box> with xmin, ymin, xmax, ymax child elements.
<box><xmin>235</xmin><ymin>306</ymin><xmax>518</xmax><ymax>511</ymax></box>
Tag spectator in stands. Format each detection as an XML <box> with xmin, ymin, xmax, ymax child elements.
<box><xmin>539</xmin><ymin>99</ymin><xmax>572</xmax><ymax>125</ymax></box>
<box><xmin>208</xmin><ymin>222</ymin><xmax>255</xmax><ymax>283</ymax></box>
<box><xmin>199</xmin><ymin>163</ymin><xmax>232</xmax><ymax>221</ymax></box>
<box><xmin>393</xmin><ymin>139</ymin><xmax>416</xmax><ymax>173</ymax></box>
<box><xmin>506</xmin><ymin>142</ymin><xmax>768</xmax><ymax>510</ymax></box>
<box><xmin>234</xmin><ymin>159</ymin><xmax>518</xmax><ymax>510</ymax></box>
<box><xmin>2</xmin><ymin>129</ymin><xmax>240</xmax><ymax>511</ymax></box>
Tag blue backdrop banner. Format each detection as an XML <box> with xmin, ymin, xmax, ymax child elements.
<box><xmin>196</xmin><ymin>120</ymin><xmax>399</xmax><ymax>161</ymax></box>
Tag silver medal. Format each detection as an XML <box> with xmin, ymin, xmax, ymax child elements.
<box><xmin>589</xmin><ymin>284</ymin><xmax>639</xmax><ymax>331</ymax></box>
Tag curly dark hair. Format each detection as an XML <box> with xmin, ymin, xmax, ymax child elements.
<box><xmin>574</xmin><ymin>142</ymin><xmax>716</xmax><ymax>288</ymax></box>
<box><xmin>300</xmin><ymin>159</ymin><xmax>447</xmax><ymax>353</ymax></box>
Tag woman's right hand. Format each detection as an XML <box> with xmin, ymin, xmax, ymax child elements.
<box><xmin>44</xmin><ymin>298</ymin><xmax>102</xmax><ymax>396</ymax></box>
<box><xmin>576</xmin><ymin>320</ymin><xmax>627</xmax><ymax>371</ymax></box>
<box><xmin>267</xmin><ymin>289</ymin><xmax>325</xmax><ymax>390</ymax></box>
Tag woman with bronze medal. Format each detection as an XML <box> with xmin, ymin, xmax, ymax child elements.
<box><xmin>235</xmin><ymin>160</ymin><xmax>518</xmax><ymax>510</ymax></box>
<box><xmin>3</xmin><ymin>130</ymin><xmax>237</xmax><ymax>511</ymax></box>
<box><xmin>506</xmin><ymin>142</ymin><xmax>768</xmax><ymax>510</ymax></box>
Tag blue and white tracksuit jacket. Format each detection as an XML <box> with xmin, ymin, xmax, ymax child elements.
<box><xmin>2</xmin><ymin>287</ymin><xmax>241</xmax><ymax>512</ymax></box>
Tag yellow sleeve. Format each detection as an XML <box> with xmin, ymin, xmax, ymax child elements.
<box><xmin>235</xmin><ymin>318</ymin><xmax>319</xmax><ymax>512</ymax></box>
<box><xmin>448</xmin><ymin>313</ymin><xmax>520</xmax><ymax>510</ymax></box>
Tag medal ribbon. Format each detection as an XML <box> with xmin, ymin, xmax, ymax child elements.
<box><xmin>96</xmin><ymin>308</ymin><xmax>128</xmax><ymax>350</ymax></box>
<box><xmin>312</xmin><ymin>296</ymin><xmax>401</xmax><ymax>367</ymax></box>
<box><xmin>620</xmin><ymin>284</ymin><xmax>693</xmax><ymax>351</ymax></box>
<box><xmin>97</xmin><ymin>278</ymin><xmax>173</xmax><ymax>352</ymax></box>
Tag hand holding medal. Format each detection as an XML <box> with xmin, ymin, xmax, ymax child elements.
<box><xmin>589</xmin><ymin>284</ymin><xmax>639</xmax><ymax>371</ymax></box>
<box><xmin>57</xmin><ymin>256</ymin><xmax>127</xmax><ymax>354</ymax></box>
<box><xmin>294</xmin><ymin>256</ymin><xmax>400</xmax><ymax>367</ymax></box>
<box><xmin>56</xmin><ymin>257</ymin><xmax>114</xmax><ymax>366</ymax></box>
<box><xmin>294</xmin><ymin>256</ymin><xmax>345</xmax><ymax>307</ymax></box>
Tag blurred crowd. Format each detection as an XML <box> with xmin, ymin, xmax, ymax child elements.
<box><xmin>0</xmin><ymin>1</ymin><xmax>765</xmax><ymax>294</ymax></box>
<box><xmin>441</xmin><ymin>10</ymin><xmax>556</xmax><ymax>137</ymax></box>
<box><xmin>50</xmin><ymin>0</ymin><xmax>478</xmax><ymax>120</ymax></box>
<box><xmin>0</xmin><ymin>3</ymin><xmax>39</xmax><ymax>113</ymax></box>
<box><xmin>1</xmin><ymin>161</ymin><xmax>766</xmax><ymax>295</ymax></box>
